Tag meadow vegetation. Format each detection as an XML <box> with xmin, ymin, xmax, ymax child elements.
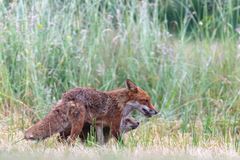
<box><xmin>1</xmin><ymin>0</ymin><xmax>240</xmax><ymax>159</ymax></box>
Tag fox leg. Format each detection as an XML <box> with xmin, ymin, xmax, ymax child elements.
<box><xmin>57</xmin><ymin>127</ymin><xmax>71</xmax><ymax>142</ymax></box>
<box><xmin>111</xmin><ymin>128</ymin><xmax>122</xmax><ymax>141</ymax></box>
<box><xmin>58</xmin><ymin>123</ymin><xmax>93</xmax><ymax>143</ymax></box>
<box><xmin>79</xmin><ymin>122</ymin><xmax>92</xmax><ymax>142</ymax></box>
<box><xmin>112</xmin><ymin>131</ymin><xmax>124</xmax><ymax>145</ymax></box>
<box><xmin>110</xmin><ymin>124</ymin><xmax>125</xmax><ymax>145</ymax></box>
<box><xmin>67</xmin><ymin>102</ymin><xmax>86</xmax><ymax>144</ymax></box>
<box><xmin>96</xmin><ymin>126</ymin><xmax>104</xmax><ymax>145</ymax></box>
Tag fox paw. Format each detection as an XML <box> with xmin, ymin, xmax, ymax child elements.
<box><xmin>66</xmin><ymin>137</ymin><xmax>76</xmax><ymax>146</ymax></box>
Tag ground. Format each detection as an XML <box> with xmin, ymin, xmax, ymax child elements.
<box><xmin>1</xmin><ymin>116</ymin><xmax>240</xmax><ymax>160</ymax></box>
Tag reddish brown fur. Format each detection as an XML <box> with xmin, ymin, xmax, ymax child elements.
<box><xmin>24</xmin><ymin>79</ymin><xmax>157</xmax><ymax>143</ymax></box>
<box><xmin>25</xmin><ymin>101</ymin><xmax>89</xmax><ymax>141</ymax></box>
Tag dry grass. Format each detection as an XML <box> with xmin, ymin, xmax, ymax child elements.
<box><xmin>1</xmin><ymin>145</ymin><xmax>239</xmax><ymax>160</ymax></box>
<box><xmin>1</xmin><ymin>116</ymin><xmax>240</xmax><ymax>160</ymax></box>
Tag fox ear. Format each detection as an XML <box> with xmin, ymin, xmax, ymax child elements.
<box><xmin>125</xmin><ymin>79</ymin><xmax>138</xmax><ymax>92</ymax></box>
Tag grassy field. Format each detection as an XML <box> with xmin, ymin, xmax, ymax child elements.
<box><xmin>1</xmin><ymin>0</ymin><xmax>240</xmax><ymax>159</ymax></box>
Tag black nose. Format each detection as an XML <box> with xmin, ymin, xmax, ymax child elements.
<box><xmin>132</xmin><ymin>122</ymin><xmax>140</xmax><ymax>129</ymax></box>
<box><xmin>149</xmin><ymin>109</ymin><xmax>158</xmax><ymax>115</ymax></box>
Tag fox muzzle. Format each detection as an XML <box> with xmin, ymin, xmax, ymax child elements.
<box><xmin>149</xmin><ymin>108</ymin><xmax>158</xmax><ymax>115</ymax></box>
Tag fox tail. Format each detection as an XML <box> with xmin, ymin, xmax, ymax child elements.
<box><xmin>24</xmin><ymin>101</ymin><xmax>69</xmax><ymax>140</ymax></box>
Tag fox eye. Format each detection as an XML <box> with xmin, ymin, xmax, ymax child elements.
<box><xmin>142</xmin><ymin>99</ymin><xmax>149</xmax><ymax>104</ymax></box>
<box><xmin>125</xmin><ymin>119</ymin><xmax>130</xmax><ymax>122</ymax></box>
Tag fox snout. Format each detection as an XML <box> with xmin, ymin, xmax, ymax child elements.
<box><xmin>131</xmin><ymin>121</ymin><xmax>140</xmax><ymax>129</ymax></box>
<box><xmin>141</xmin><ymin>106</ymin><xmax>158</xmax><ymax>117</ymax></box>
<box><xmin>149</xmin><ymin>108</ymin><xmax>158</xmax><ymax>115</ymax></box>
<box><xmin>24</xmin><ymin>131</ymin><xmax>35</xmax><ymax>140</ymax></box>
<box><xmin>24</xmin><ymin>127</ymin><xmax>46</xmax><ymax>140</ymax></box>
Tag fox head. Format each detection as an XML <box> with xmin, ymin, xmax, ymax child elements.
<box><xmin>120</xmin><ymin>117</ymin><xmax>139</xmax><ymax>133</ymax></box>
<box><xmin>125</xmin><ymin>79</ymin><xmax>158</xmax><ymax>117</ymax></box>
<box><xmin>24</xmin><ymin>122</ymin><xmax>48</xmax><ymax>140</ymax></box>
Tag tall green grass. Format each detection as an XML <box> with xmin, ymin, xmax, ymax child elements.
<box><xmin>1</xmin><ymin>0</ymin><xmax>240</xmax><ymax>150</ymax></box>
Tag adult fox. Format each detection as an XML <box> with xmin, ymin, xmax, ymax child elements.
<box><xmin>24</xmin><ymin>79</ymin><xmax>158</xmax><ymax>143</ymax></box>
